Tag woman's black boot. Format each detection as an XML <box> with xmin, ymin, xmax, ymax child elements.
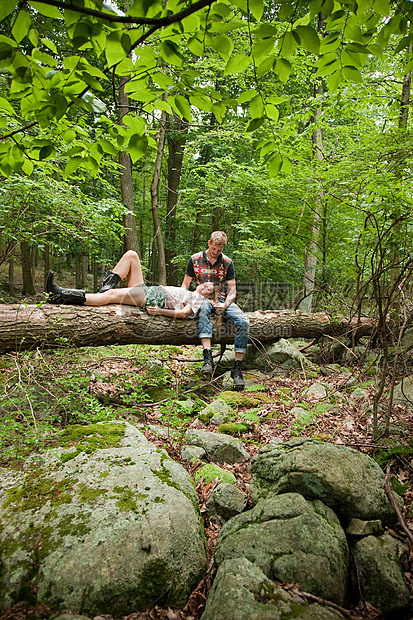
<box><xmin>97</xmin><ymin>271</ymin><xmax>121</xmax><ymax>293</ymax></box>
<box><xmin>46</xmin><ymin>271</ymin><xmax>86</xmax><ymax>305</ymax></box>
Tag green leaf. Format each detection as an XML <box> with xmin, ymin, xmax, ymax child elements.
<box><xmin>281</xmin><ymin>158</ymin><xmax>292</xmax><ymax>174</ymax></box>
<box><xmin>41</xmin><ymin>37</ymin><xmax>57</xmax><ymax>54</ymax></box>
<box><xmin>246</xmin><ymin>117</ymin><xmax>264</xmax><ymax>132</ymax></box>
<box><xmin>159</xmin><ymin>40</ymin><xmax>183</xmax><ymax>67</ymax></box>
<box><xmin>188</xmin><ymin>35</ymin><xmax>204</xmax><ymax>57</ymax></box>
<box><xmin>274</xmin><ymin>58</ymin><xmax>291</xmax><ymax>82</ymax></box>
<box><xmin>320</xmin><ymin>33</ymin><xmax>341</xmax><ymax>53</ymax></box>
<box><xmin>122</xmin><ymin>114</ymin><xmax>146</xmax><ymax>135</ymax></box>
<box><xmin>266</xmin><ymin>104</ymin><xmax>279</xmax><ymax>122</ymax></box>
<box><xmin>395</xmin><ymin>35</ymin><xmax>413</xmax><ymax>54</ymax></box>
<box><xmin>39</xmin><ymin>144</ymin><xmax>55</xmax><ymax>160</ymax></box>
<box><xmin>12</xmin><ymin>10</ymin><xmax>31</xmax><ymax>44</ymax></box>
<box><xmin>210</xmin><ymin>34</ymin><xmax>234</xmax><ymax>60</ymax></box>
<box><xmin>373</xmin><ymin>0</ymin><xmax>390</xmax><ymax>16</ymax></box>
<box><xmin>257</xmin><ymin>56</ymin><xmax>274</xmax><ymax>78</ymax></box>
<box><xmin>295</xmin><ymin>26</ymin><xmax>320</xmax><ymax>53</ymax></box>
<box><xmin>259</xmin><ymin>139</ymin><xmax>277</xmax><ymax>158</ymax></box>
<box><xmin>106</xmin><ymin>32</ymin><xmax>128</xmax><ymax>68</ymax></box>
<box><xmin>346</xmin><ymin>42</ymin><xmax>370</xmax><ymax>54</ymax></box>
<box><xmin>249</xmin><ymin>96</ymin><xmax>264</xmax><ymax>119</ymax></box>
<box><xmin>212</xmin><ymin>101</ymin><xmax>226</xmax><ymax>123</ymax></box>
<box><xmin>252</xmin><ymin>36</ymin><xmax>275</xmax><ymax>58</ymax></box>
<box><xmin>343</xmin><ymin>65</ymin><xmax>362</xmax><ymax>82</ymax></box>
<box><xmin>174</xmin><ymin>95</ymin><xmax>192</xmax><ymax>122</ymax></box>
<box><xmin>29</xmin><ymin>1</ymin><xmax>62</xmax><ymax>18</ymax></box>
<box><xmin>0</xmin><ymin>0</ymin><xmax>16</xmax><ymax>21</ymax></box>
<box><xmin>62</xmin><ymin>129</ymin><xmax>76</xmax><ymax>143</ymax></box>
<box><xmin>249</xmin><ymin>0</ymin><xmax>264</xmax><ymax>21</ymax></box>
<box><xmin>238</xmin><ymin>89</ymin><xmax>258</xmax><ymax>104</ymax></box>
<box><xmin>128</xmin><ymin>134</ymin><xmax>148</xmax><ymax>163</ymax></box>
<box><xmin>21</xmin><ymin>158</ymin><xmax>33</xmax><ymax>175</ymax></box>
<box><xmin>268</xmin><ymin>154</ymin><xmax>282</xmax><ymax>177</ymax></box>
<box><xmin>224</xmin><ymin>54</ymin><xmax>252</xmax><ymax>75</ymax></box>
<box><xmin>0</xmin><ymin>97</ymin><xmax>15</xmax><ymax>115</ymax></box>
<box><xmin>99</xmin><ymin>138</ymin><xmax>118</xmax><ymax>156</ymax></box>
<box><xmin>327</xmin><ymin>69</ymin><xmax>342</xmax><ymax>92</ymax></box>
<box><xmin>189</xmin><ymin>94</ymin><xmax>212</xmax><ymax>113</ymax></box>
<box><xmin>316</xmin><ymin>59</ymin><xmax>340</xmax><ymax>76</ymax></box>
<box><xmin>266</xmin><ymin>95</ymin><xmax>289</xmax><ymax>105</ymax></box>
<box><xmin>279</xmin><ymin>31</ymin><xmax>298</xmax><ymax>57</ymax></box>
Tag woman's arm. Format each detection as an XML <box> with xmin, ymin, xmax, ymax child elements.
<box><xmin>146</xmin><ymin>304</ymin><xmax>193</xmax><ymax>318</ymax></box>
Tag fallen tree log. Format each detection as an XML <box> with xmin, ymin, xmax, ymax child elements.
<box><xmin>0</xmin><ymin>303</ymin><xmax>380</xmax><ymax>354</ymax></box>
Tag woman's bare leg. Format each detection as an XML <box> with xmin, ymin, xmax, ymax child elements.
<box><xmin>84</xmin><ymin>286</ymin><xmax>147</xmax><ymax>306</ymax></box>
<box><xmin>111</xmin><ymin>250</ymin><xmax>144</xmax><ymax>287</ymax></box>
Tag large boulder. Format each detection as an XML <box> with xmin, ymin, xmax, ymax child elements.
<box><xmin>250</xmin><ymin>438</ymin><xmax>400</xmax><ymax>523</ymax></box>
<box><xmin>184</xmin><ymin>429</ymin><xmax>249</xmax><ymax>464</ymax></box>
<box><xmin>350</xmin><ymin>533</ymin><xmax>410</xmax><ymax>614</ymax></box>
<box><xmin>201</xmin><ymin>558</ymin><xmax>346</xmax><ymax>620</ymax></box>
<box><xmin>0</xmin><ymin>422</ymin><xmax>206</xmax><ymax>616</ymax></box>
<box><xmin>214</xmin><ymin>493</ymin><xmax>349</xmax><ymax>605</ymax></box>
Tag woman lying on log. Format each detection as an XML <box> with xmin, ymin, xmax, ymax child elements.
<box><xmin>46</xmin><ymin>250</ymin><xmax>214</xmax><ymax>319</ymax></box>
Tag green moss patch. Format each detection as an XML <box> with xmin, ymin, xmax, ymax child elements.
<box><xmin>194</xmin><ymin>464</ymin><xmax>236</xmax><ymax>485</ymax></box>
<box><xmin>217</xmin><ymin>422</ymin><xmax>251</xmax><ymax>436</ymax></box>
<box><xmin>219</xmin><ymin>391</ymin><xmax>273</xmax><ymax>408</ymax></box>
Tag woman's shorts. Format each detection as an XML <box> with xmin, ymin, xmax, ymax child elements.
<box><xmin>141</xmin><ymin>285</ymin><xmax>165</xmax><ymax>308</ymax></box>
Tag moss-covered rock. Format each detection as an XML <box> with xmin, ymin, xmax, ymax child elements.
<box><xmin>194</xmin><ymin>464</ymin><xmax>236</xmax><ymax>485</ymax></box>
<box><xmin>214</xmin><ymin>493</ymin><xmax>349</xmax><ymax>606</ymax></box>
<box><xmin>0</xmin><ymin>421</ymin><xmax>206</xmax><ymax>616</ymax></box>
<box><xmin>219</xmin><ymin>391</ymin><xmax>273</xmax><ymax>408</ymax></box>
<box><xmin>201</xmin><ymin>558</ymin><xmax>347</xmax><ymax>620</ymax></box>
<box><xmin>250</xmin><ymin>437</ymin><xmax>401</xmax><ymax>524</ymax></box>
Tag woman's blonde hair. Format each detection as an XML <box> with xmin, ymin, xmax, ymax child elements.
<box><xmin>209</xmin><ymin>231</ymin><xmax>227</xmax><ymax>246</ymax></box>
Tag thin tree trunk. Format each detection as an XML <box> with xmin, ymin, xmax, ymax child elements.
<box><xmin>150</xmin><ymin>95</ymin><xmax>168</xmax><ymax>285</ymax></box>
<box><xmin>82</xmin><ymin>256</ymin><xmax>88</xmax><ymax>287</ymax></box>
<box><xmin>75</xmin><ymin>255</ymin><xmax>82</xmax><ymax>289</ymax></box>
<box><xmin>44</xmin><ymin>243</ymin><xmax>50</xmax><ymax>289</ymax></box>
<box><xmin>165</xmin><ymin>112</ymin><xmax>188</xmax><ymax>285</ymax></box>
<box><xmin>119</xmin><ymin>76</ymin><xmax>140</xmax><ymax>254</ymax></box>
<box><xmin>299</xmin><ymin>14</ymin><xmax>325</xmax><ymax>313</ymax></box>
<box><xmin>21</xmin><ymin>241</ymin><xmax>35</xmax><ymax>295</ymax></box>
<box><xmin>8</xmin><ymin>256</ymin><xmax>14</xmax><ymax>296</ymax></box>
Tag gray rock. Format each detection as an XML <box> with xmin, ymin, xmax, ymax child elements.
<box><xmin>345</xmin><ymin>518</ymin><xmax>382</xmax><ymax>537</ymax></box>
<box><xmin>350</xmin><ymin>533</ymin><xmax>410</xmax><ymax>614</ymax></box>
<box><xmin>250</xmin><ymin>438</ymin><xmax>401</xmax><ymax>523</ymax></box>
<box><xmin>214</xmin><ymin>493</ymin><xmax>349</xmax><ymax>605</ymax></box>
<box><xmin>185</xmin><ymin>429</ymin><xmax>249</xmax><ymax>464</ymax></box>
<box><xmin>320</xmin><ymin>364</ymin><xmax>352</xmax><ymax>377</ymax></box>
<box><xmin>291</xmin><ymin>406</ymin><xmax>316</xmax><ymax>425</ymax></box>
<box><xmin>304</xmin><ymin>383</ymin><xmax>328</xmax><ymax>400</ymax></box>
<box><xmin>206</xmin><ymin>483</ymin><xmax>248</xmax><ymax>521</ymax></box>
<box><xmin>180</xmin><ymin>445</ymin><xmax>206</xmax><ymax>462</ymax></box>
<box><xmin>201</xmin><ymin>558</ymin><xmax>346</xmax><ymax>620</ymax></box>
<box><xmin>401</xmin><ymin>327</ymin><xmax>413</xmax><ymax>349</ymax></box>
<box><xmin>393</xmin><ymin>375</ymin><xmax>413</xmax><ymax>409</ymax></box>
<box><xmin>348</xmin><ymin>387</ymin><xmax>368</xmax><ymax>400</ymax></box>
<box><xmin>0</xmin><ymin>423</ymin><xmax>206</xmax><ymax>615</ymax></box>
<box><xmin>200</xmin><ymin>399</ymin><xmax>231</xmax><ymax>424</ymax></box>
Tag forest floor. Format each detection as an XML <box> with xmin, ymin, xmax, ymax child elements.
<box><xmin>0</xmin><ymin>344</ymin><xmax>413</xmax><ymax>620</ymax></box>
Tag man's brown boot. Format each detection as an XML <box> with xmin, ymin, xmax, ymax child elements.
<box><xmin>201</xmin><ymin>349</ymin><xmax>214</xmax><ymax>377</ymax></box>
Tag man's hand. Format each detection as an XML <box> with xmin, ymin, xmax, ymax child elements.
<box><xmin>146</xmin><ymin>305</ymin><xmax>160</xmax><ymax>315</ymax></box>
<box><xmin>213</xmin><ymin>302</ymin><xmax>227</xmax><ymax>315</ymax></box>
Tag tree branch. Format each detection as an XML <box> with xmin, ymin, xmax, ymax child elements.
<box><xmin>27</xmin><ymin>0</ymin><xmax>215</xmax><ymax>25</ymax></box>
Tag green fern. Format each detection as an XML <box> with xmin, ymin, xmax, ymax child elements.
<box><xmin>239</xmin><ymin>409</ymin><xmax>261</xmax><ymax>424</ymax></box>
<box><xmin>245</xmin><ymin>384</ymin><xmax>268</xmax><ymax>393</ymax></box>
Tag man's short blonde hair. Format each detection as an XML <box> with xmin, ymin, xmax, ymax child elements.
<box><xmin>210</xmin><ymin>231</ymin><xmax>227</xmax><ymax>246</ymax></box>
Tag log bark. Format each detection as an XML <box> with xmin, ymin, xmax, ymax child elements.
<box><xmin>0</xmin><ymin>305</ymin><xmax>380</xmax><ymax>354</ymax></box>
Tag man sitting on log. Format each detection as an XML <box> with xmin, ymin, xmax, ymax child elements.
<box><xmin>46</xmin><ymin>250</ymin><xmax>214</xmax><ymax>319</ymax></box>
<box><xmin>181</xmin><ymin>231</ymin><xmax>250</xmax><ymax>390</ymax></box>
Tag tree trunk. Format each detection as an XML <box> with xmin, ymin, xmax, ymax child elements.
<box><xmin>8</xmin><ymin>256</ymin><xmax>14</xmax><ymax>296</ymax></box>
<box><xmin>150</xmin><ymin>98</ymin><xmax>168</xmax><ymax>285</ymax></box>
<box><xmin>298</xmin><ymin>14</ymin><xmax>325</xmax><ymax>313</ymax></box>
<box><xmin>119</xmin><ymin>76</ymin><xmax>140</xmax><ymax>254</ymax></box>
<box><xmin>165</xmin><ymin>112</ymin><xmax>188</xmax><ymax>285</ymax></box>
<box><xmin>21</xmin><ymin>241</ymin><xmax>35</xmax><ymax>295</ymax></box>
<box><xmin>0</xmin><ymin>305</ymin><xmax>382</xmax><ymax>353</ymax></box>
